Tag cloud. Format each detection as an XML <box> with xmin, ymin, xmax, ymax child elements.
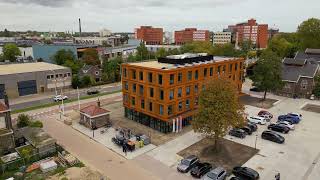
<box><xmin>0</xmin><ymin>0</ymin><xmax>74</xmax><ymax>7</ymax></box>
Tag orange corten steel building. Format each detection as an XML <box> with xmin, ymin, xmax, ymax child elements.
<box><xmin>135</xmin><ymin>26</ymin><xmax>163</xmax><ymax>45</ymax></box>
<box><xmin>231</xmin><ymin>19</ymin><xmax>268</xmax><ymax>49</ymax></box>
<box><xmin>122</xmin><ymin>53</ymin><xmax>245</xmax><ymax>133</ymax></box>
<box><xmin>175</xmin><ymin>28</ymin><xmax>210</xmax><ymax>45</ymax></box>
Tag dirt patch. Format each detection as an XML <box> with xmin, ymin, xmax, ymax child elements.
<box><xmin>178</xmin><ymin>138</ymin><xmax>259</xmax><ymax>174</ymax></box>
<box><xmin>240</xmin><ymin>95</ymin><xmax>278</xmax><ymax>109</ymax></box>
<box><xmin>102</xmin><ymin>101</ymin><xmax>192</xmax><ymax>146</ymax></box>
<box><xmin>48</xmin><ymin>167</ymin><xmax>107</xmax><ymax>180</ymax></box>
<box><xmin>302</xmin><ymin>104</ymin><xmax>320</xmax><ymax>113</ymax></box>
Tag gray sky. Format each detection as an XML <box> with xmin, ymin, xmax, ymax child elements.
<box><xmin>0</xmin><ymin>0</ymin><xmax>319</xmax><ymax>33</ymax></box>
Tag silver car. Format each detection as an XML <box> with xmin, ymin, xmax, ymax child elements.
<box><xmin>202</xmin><ymin>167</ymin><xmax>227</xmax><ymax>180</ymax></box>
<box><xmin>177</xmin><ymin>155</ymin><xmax>199</xmax><ymax>173</ymax></box>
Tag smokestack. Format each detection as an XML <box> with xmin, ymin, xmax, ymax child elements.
<box><xmin>79</xmin><ymin>18</ymin><xmax>82</xmax><ymax>38</ymax></box>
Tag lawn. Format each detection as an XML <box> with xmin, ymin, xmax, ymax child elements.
<box><xmin>178</xmin><ymin>138</ymin><xmax>259</xmax><ymax>174</ymax></box>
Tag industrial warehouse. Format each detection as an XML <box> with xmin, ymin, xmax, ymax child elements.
<box><xmin>0</xmin><ymin>62</ymin><xmax>72</xmax><ymax>98</ymax></box>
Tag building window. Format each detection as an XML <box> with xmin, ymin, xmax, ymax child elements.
<box><xmin>217</xmin><ymin>66</ymin><xmax>221</xmax><ymax>74</ymax></box>
<box><xmin>149</xmin><ymin>102</ymin><xmax>153</xmax><ymax>111</ymax></box>
<box><xmin>159</xmin><ymin>89</ymin><xmax>164</xmax><ymax>100</ymax></box>
<box><xmin>131</xmin><ymin>97</ymin><xmax>135</xmax><ymax>106</ymax></box>
<box><xmin>139</xmin><ymin>85</ymin><xmax>144</xmax><ymax>95</ymax></box>
<box><xmin>178</xmin><ymin>72</ymin><xmax>182</xmax><ymax>82</ymax></box>
<box><xmin>158</xmin><ymin>74</ymin><xmax>163</xmax><ymax>85</ymax></box>
<box><xmin>301</xmin><ymin>79</ymin><xmax>308</xmax><ymax>89</ymax></box>
<box><xmin>47</xmin><ymin>75</ymin><xmax>51</xmax><ymax>79</ymax></box>
<box><xmin>186</xmin><ymin>86</ymin><xmax>191</xmax><ymax>95</ymax></box>
<box><xmin>123</xmin><ymin>94</ymin><xmax>128</xmax><ymax>103</ymax></box>
<box><xmin>132</xmin><ymin>84</ymin><xmax>136</xmax><ymax>93</ymax></box>
<box><xmin>123</xmin><ymin>68</ymin><xmax>127</xmax><ymax>77</ymax></box>
<box><xmin>195</xmin><ymin>70</ymin><xmax>199</xmax><ymax>80</ymax></box>
<box><xmin>233</xmin><ymin>75</ymin><xmax>235</xmax><ymax>81</ymax></box>
<box><xmin>56</xmin><ymin>74</ymin><xmax>59</xmax><ymax>78</ymax></box>
<box><xmin>188</xmin><ymin>71</ymin><xmax>192</xmax><ymax>81</ymax></box>
<box><xmin>210</xmin><ymin>67</ymin><xmax>213</xmax><ymax>76</ymax></box>
<box><xmin>51</xmin><ymin>75</ymin><xmax>54</xmax><ymax>79</ymax></box>
<box><xmin>169</xmin><ymin>90</ymin><xmax>174</xmax><ymax>100</ymax></box>
<box><xmin>148</xmin><ymin>72</ymin><xmax>153</xmax><ymax>83</ymax></box>
<box><xmin>124</xmin><ymin>82</ymin><xmax>128</xmax><ymax>90</ymax></box>
<box><xmin>150</xmin><ymin>87</ymin><xmax>154</xmax><ymax>97</ymax></box>
<box><xmin>194</xmin><ymin>84</ymin><xmax>198</xmax><ymax>93</ymax></box>
<box><xmin>186</xmin><ymin>99</ymin><xmax>190</xmax><ymax>109</ymax></box>
<box><xmin>139</xmin><ymin>71</ymin><xmax>143</xmax><ymax>81</ymax></box>
<box><xmin>141</xmin><ymin>99</ymin><xmax>145</xmax><ymax>109</ymax></box>
<box><xmin>159</xmin><ymin>105</ymin><xmax>164</xmax><ymax>115</ymax></box>
<box><xmin>204</xmin><ymin>68</ymin><xmax>208</xmax><ymax>77</ymax></box>
<box><xmin>170</xmin><ymin>74</ymin><xmax>175</xmax><ymax>85</ymax></box>
<box><xmin>168</xmin><ymin>105</ymin><xmax>173</xmax><ymax>115</ymax></box>
<box><xmin>178</xmin><ymin>88</ymin><xmax>182</xmax><ymax>98</ymax></box>
<box><xmin>178</xmin><ymin>102</ymin><xmax>183</xmax><ymax>111</ymax></box>
<box><xmin>67</xmin><ymin>73</ymin><xmax>71</xmax><ymax>77</ymax></box>
<box><xmin>235</xmin><ymin>63</ymin><xmax>238</xmax><ymax>71</ymax></box>
<box><xmin>132</xmin><ymin>70</ymin><xmax>136</xmax><ymax>79</ymax></box>
<box><xmin>229</xmin><ymin>64</ymin><xmax>233</xmax><ymax>72</ymax></box>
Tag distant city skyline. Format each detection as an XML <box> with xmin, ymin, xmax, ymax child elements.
<box><xmin>0</xmin><ymin>0</ymin><xmax>319</xmax><ymax>33</ymax></box>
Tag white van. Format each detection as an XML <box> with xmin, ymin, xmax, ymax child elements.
<box><xmin>248</xmin><ymin>116</ymin><xmax>267</xmax><ymax>125</ymax></box>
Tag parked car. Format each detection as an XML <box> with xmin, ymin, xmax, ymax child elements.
<box><xmin>53</xmin><ymin>95</ymin><xmax>68</xmax><ymax>102</ymax></box>
<box><xmin>202</xmin><ymin>167</ymin><xmax>227</xmax><ymax>180</ymax></box>
<box><xmin>232</xmin><ymin>166</ymin><xmax>259</xmax><ymax>180</ymax></box>
<box><xmin>276</xmin><ymin>121</ymin><xmax>295</xmax><ymax>130</ymax></box>
<box><xmin>267</xmin><ymin>124</ymin><xmax>290</xmax><ymax>134</ymax></box>
<box><xmin>247</xmin><ymin>122</ymin><xmax>258</xmax><ymax>132</ymax></box>
<box><xmin>287</xmin><ymin>112</ymin><xmax>302</xmax><ymax>120</ymax></box>
<box><xmin>230</xmin><ymin>177</ymin><xmax>243</xmax><ymax>180</ymax></box>
<box><xmin>247</xmin><ymin>116</ymin><xmax>267</xmax><ymax>125</ymax></box>
<box><xmin>250</xmin><ymin>87</ymin><xmax>261</xmax><ymax>92</ymax></box>
<box><xmin>278</xmin><ymin>115</ymin><xmax>300</xmax><ymax>124</ymax></box>
<box><xmin>261</xmin><ymin>130</ymin><xmax>285</xmax><ymax>144</ymax></box>
<box><xmin>258</xmin><ymin>114</ymin><xmax>272</xmax><ymax>122</ymax></box>
<box><xmin>258</xmin><ymin>110</ymin><xmax>273</xmax><ymax>119</ymax></box>
<box><xmin>190</xmin><ymin>162</ymin><xmax>212</xmax><ymax>178</ymax></box>
<box><xmin>87</xmin><ymin>88</ymin><xmax>100</xmax><ymax>95</ymax></box>
<box><xmin>240</xmin><ymin>126</ymin><xmax>253</xmax><ymax>135</ymax></box>
<box><xmin>177</xmin><ymin>155</ymin><xmax>199</xmax><ymax>173</ymax></box>
<box><xmin>229</xmin><ymin>128</ymin><xmax>247</xmax><ymax>139</ymax></box>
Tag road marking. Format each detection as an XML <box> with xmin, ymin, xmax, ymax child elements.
<box><xmin>302</xmin><ymin>152</ymin><xmax>320</xmax><ymax>180</ymax></box>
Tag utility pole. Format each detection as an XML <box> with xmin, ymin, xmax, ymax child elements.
<box><xmin>255</xmin><ymin>134</ymin><xmax>258</xmax><ymax>149</ymax></box>
<box><xmin>61</xmin><ymin>89</ymin><xmax>64</xmax><ymax>115</ymax></box>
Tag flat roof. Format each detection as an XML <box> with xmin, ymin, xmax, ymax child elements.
<box><xmin>0</xmin><ymin>62</ymin><xmax>69</xmax><ymax>76</ymax></box>
<box><xmin>127</xmin><ymin>56</ymin><xmax>241</xmax><ymax>70</ymax></box>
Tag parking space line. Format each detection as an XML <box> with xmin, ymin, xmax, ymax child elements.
<box><xmin>301</xmin><ymin>152</ymin><xmax>320</xmax><ymax>180</ymax></box>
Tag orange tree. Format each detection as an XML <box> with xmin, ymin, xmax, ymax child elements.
<box><xmin>192</xmin><ymin>78</ymin><xmax>245</xmax><ymax>150</ymax></box>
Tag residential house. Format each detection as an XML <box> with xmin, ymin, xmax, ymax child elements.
<box><xmin>78</xmin><ymin>65</ymin><xmax>102</xmax><ymax>82</ymax></box>
<box><xmin>80</xmin><ymin>104</ymin><xmax>111</xmax><ymax>129</ymax></box>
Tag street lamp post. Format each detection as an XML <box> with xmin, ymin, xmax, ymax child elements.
<box><xmin>255</xmin><ymin>134</ymin><xmax>258</xmax><ymax>149</ymax></box>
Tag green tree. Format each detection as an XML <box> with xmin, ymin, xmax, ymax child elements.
<box><xmin>81</xmin><ymin>75</ymin><xmax>93</xmax><ymax>87</ymax></box>
<box><xmin>251</xmin><ymin>50</ymin><xmax>284</xmax><ymax>100</ymax></box>
<box><xmin>167</xmin><ymin>48</ymin><xmax>180</xmax><ymax>55</ymax></box>
<box><xmin>72</xmin><ymin>75</ymin><xmax>81</xmax><ymax>89</ymax></box>
<box><xmin>239</xmin><ymin>40</ymin><xmax>253</xmax><ymax>54</ymax></box>
<box><xmin>180</xmin><ymin>41</ymin><xmax>214</xmax><ymax>54</ymax></box>
<box><xmin>212</xmin><ymin>43</ymin><xmax>242</xmax><ymax>57</ymax></box>
<box><xmin>136</xmin><ymin>42</ymin><xmax>149</xmax><ymax>61</ymax></box>
<box><xmin>2</xmin><ymin>43</ymin><xmax>21</xmax><ymax>62</ymax></box>
<box><xmin>192</xmin><ymin>79</ymin><xmax>245</xmax><ymax>150</ymax></box>
<box><xmin>297</xmin><ymin>18</ymin><xmax>320</xmax><ymax>49</ymax></box>
<box><xmin>29</xmin><ymin>121</ymin><xmax>43</xmax><ymax>128</ymax></box>
<box><xmin>127</xmin><ymin>54</ymin><xmax>136</xmax><ymax>62</ymax></box>
<box><xmin>63</xmin><ymin>60</ymin><xmax>82</xmax><ymax>75</ymax></box>
<box><xmin>21</xmin><ymin>148</ymin><xmax>32</xmax><ymax>163</ymax></box>
<box><xmin>0</xmin><ymin>53</ymin><xmax>4</xmax><ymax>62</ymax></box>
<box><xmin>82</xmin><ymin>48</ymin><xmax>100</xmax><ymax>65</ymax></box>
<box><xmin>156</xmin><ymin>48</ymin><xmax>167</xmax><ymax>58</ymax></box>
<box><xmin>102</xmin><ymin>56</ymin><xmax>123</xmax><ymax>82</ymax></box>
<box><xmin>313</xmin><ymin>75</ymin><xmax>320</xmax><ymax>97</ymax></box>
<box><xmin>17</xmin><ymin>114</ymin><xmax>31</xmax><ymax>128</ymax></box>
<box><xmin>268</xmin><ymin>37</ymin><xmax>293</xmax><ymax>58</ymax></box>
<box><xmin>52</xmin><ymin>49</ymin><xmax>75</xmax><ymax>65</ymax></box>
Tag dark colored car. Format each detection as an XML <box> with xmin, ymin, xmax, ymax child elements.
<box><xmin>230</xmin><ymin>177</ymin><xmax>244</xmax><ymax>180</ymax></box>
<box><xmin>87</xmin><ymin>88</ymin><xmax>100</xmax><ymax>95</ymax></box>
<box><xmin>240</xmin><ymin>126</ymin><xmax>253</xmax><ymax>135</ymax></box>
<box><xmin>229</xmin><ymin>128</ymin><xmax>247</xmax><ymax>139</ymax></box>
<box><xmin>190</xmin><ymin>162</ymin><xmax>212</xmax><ymax>178</ymax></box>
<box><xmin>232</xmin><ymin>166</ymin><xmax>260</xmax><ymax>180</ymax></box>
<box><xmin>258</xmin><ymin>110</ymin><xmax>273</xmax><ymax>118</ymax></box>
<box><xmin>250</xmin><ymin>87</ymin><xmax>262</xmax><ymax>92</ymax></box>
<box><xmin>261</xmin><ymin>130</ymin><xmax>285</xmax><ymax>144</ymax></box>
<box><xmin>177</xmin><ymin>155</ymin><xmax>199</xmax><ymax>173</ymax></box>
<box><xmin>247</xmin><ymin>122</ymin><xmax>258</xmax><ymax>132</ymax></box>
<box><xmin>267</xmin><ymin>124</ymin><xmax>290</xmax><ymax>134</ymax></box>
<box><xmin>278</xmin><ymin>115</ymin><xmax>300</xmax><ymax>124</ymax></box>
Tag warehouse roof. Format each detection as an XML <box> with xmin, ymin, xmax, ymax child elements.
<box><xmin>0</xmin><ymin>62</ymin><xmax>69</xmax><ymax>76</ymax></box>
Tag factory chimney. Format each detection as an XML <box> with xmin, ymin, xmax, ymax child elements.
<box><xmin>79</xmin><ymin>18</ymin><xmax>82</xmax><ymax>38</ymax></box>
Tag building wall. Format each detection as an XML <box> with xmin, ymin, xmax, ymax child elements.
<box><xmin>213</xmin><ymin>32</ymin><xmax>232</xmax><ymax>45</ymax></box>
<box><xmin>146</xmin><ymin>45</ymin><xmax>181</xmax><ymax>52</ymax></box>
<box><xmin>135</xmin><ymin>26</ymin><xmax>163</xmax><ymax>45</ymax></box>
<box><xmin>80</xmin><ymin>114</ymin><xmax>110</xmax><ymax>129</ymax></box>
<box><xmin>122</xmin><ymin>58</ymin><xmax>244</xmax><ymax>123</ymax></box>
<box><xmin>32</xmin><ymin>45</ymin><xmax>78</xmax><ymax>63</ymax></box>
<box><xmin>0</xmin><ymin>69</ymin><xmax>72</xmax><ymax>98</ymax></box>
<box><xmin>175</xmin><ymin>28</ymin><xmax>210</xmax><ymax>45</ymax></box>
<box><xmin>0</xmin><ymin>131</ymin><xmax>14</xmax><ymax>155</ymax></box>
<box><xmin>276</xmin><ymin>78</ymin><xmax>315</xmax><ymax>98</ymax></box>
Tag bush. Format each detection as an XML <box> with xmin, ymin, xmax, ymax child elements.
<box><xmin>72</xmin><ymin>75</ymin><xmax>81</xmax><ymax>89</ymax></box>
<box><xmin>81</xmin><ymin>75</ymin><xmax>93</xmax><ymax>87</ymax></box>
<box><xmin>17</xmin><ymin>114</ymin><xmax>31</xmax><ymax>128</ymax></box>
<box><xmin>29</xmin><ymin>121</ymin><xmax>43</xmax><ymax>128</ymax></box>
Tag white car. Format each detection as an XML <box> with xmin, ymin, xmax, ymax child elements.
<box><xmin>277</xmin><ymin>121</ymin><xmax>295</xmax><ymax>130</ymax></box>
<box><xmin>53</xmin><ymin>95</ymin><xmax>68</xmax><ymax>102</ymax></box>
<box><xmin>247</xmin><ymin>116</ymin><xmax>267</xmax><ymax>125</ymax></box>
<box><xmin>258</xmin><ymin>114</ymin><xmax>272</xmax><ymax>121</ymax></box>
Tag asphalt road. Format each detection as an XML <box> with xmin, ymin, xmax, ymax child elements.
<box><xmin>10</xmin><ymin>84</ymin><xmax>122</xmax><ymax>111</ymax></box>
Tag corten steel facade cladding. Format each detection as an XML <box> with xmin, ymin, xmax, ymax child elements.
<box><xmin>175</xmin><ymin>28</ymin><xmax>210</xmax><ymax>45</ymax></box>
<box><xmin>135</xmin><ymin>26</ymin><xmax>163</xmax><ymax>45</ymax></box>
<box><xmin>122</xmin><ymin>55</ymin><xmax>244</xmax><ymax>133</ymax></box>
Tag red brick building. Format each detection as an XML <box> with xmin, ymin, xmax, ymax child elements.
<box><xmin>175</xmin><ymin>28</ymin><xmax>210</xmax><ymax>45</ymax></box>
<box><xmin>229</xmin><ymin>19</ymin><xmax>268</xmax><ymax>49</ymax></box>
<box><xmin>134</xmin><ymin>26</ymin><xmax>163</xmax><ymax>45</ymax></box>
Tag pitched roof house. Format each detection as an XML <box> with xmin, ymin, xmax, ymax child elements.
<box><xmin>78</xmin><ymin>64</ymin><xmax>102</xmax><ymax>82</ymax></box>
<box><xmin>80</xmin><ymin>104</ymin><xmax>110</xmax><ymax>129</ymax></box>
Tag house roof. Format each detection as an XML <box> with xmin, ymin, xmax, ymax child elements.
<box><xmin>283</xmin><ymin>58</ymin><xmax>306</xmax><ymax>66</ymax></box>
<box><xmin>295</xmin><ymin>51</ymin><xmax>320</xmax><ymax>63</ymax></box>
<box><xmin>80</xmin><ymin>105</ymin><xmax>110</xmax><ymax>118</ymax></box>
<box><xmin>81</xmin><ymin>64</ymin><xmax>94</xmax><ymax>72</ymax></box>
<box><xmin>282</xmin><ymin>63</ymin><xmax>319</xmax><ymax>82</ymax></box>
<box><xmin>15</xmin><ymin>127</ymin><xmax>56</xmax><ymax>148</ymax></box>
<box><xmin>0</xmin><ymin>102</ymin><xmax>8</xmax><ymax>112</ymax></box>
<box><xmin>305</xmin><ymin>48</ymin><xmax>320</xmax><ymax>55</ymax></box>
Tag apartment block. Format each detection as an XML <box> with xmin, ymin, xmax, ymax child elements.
<box><xmin>134</xmin><ymin>26</ymin><xmax>163</xmax><ymax>45</ymax></box>
<box><xmin>122</xmin><ymin>53</ymin><xmax>244</xmax><ymax>133</ymax></box>
<box><xmin>213</xmin><ymin>32</ymin><xmax>232</xmax><ymax>45</ymax></box>
<box><xmin>175</xmin><ymin>28</ymin><xmax>210</xmax><ymax>45</ymax></box>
